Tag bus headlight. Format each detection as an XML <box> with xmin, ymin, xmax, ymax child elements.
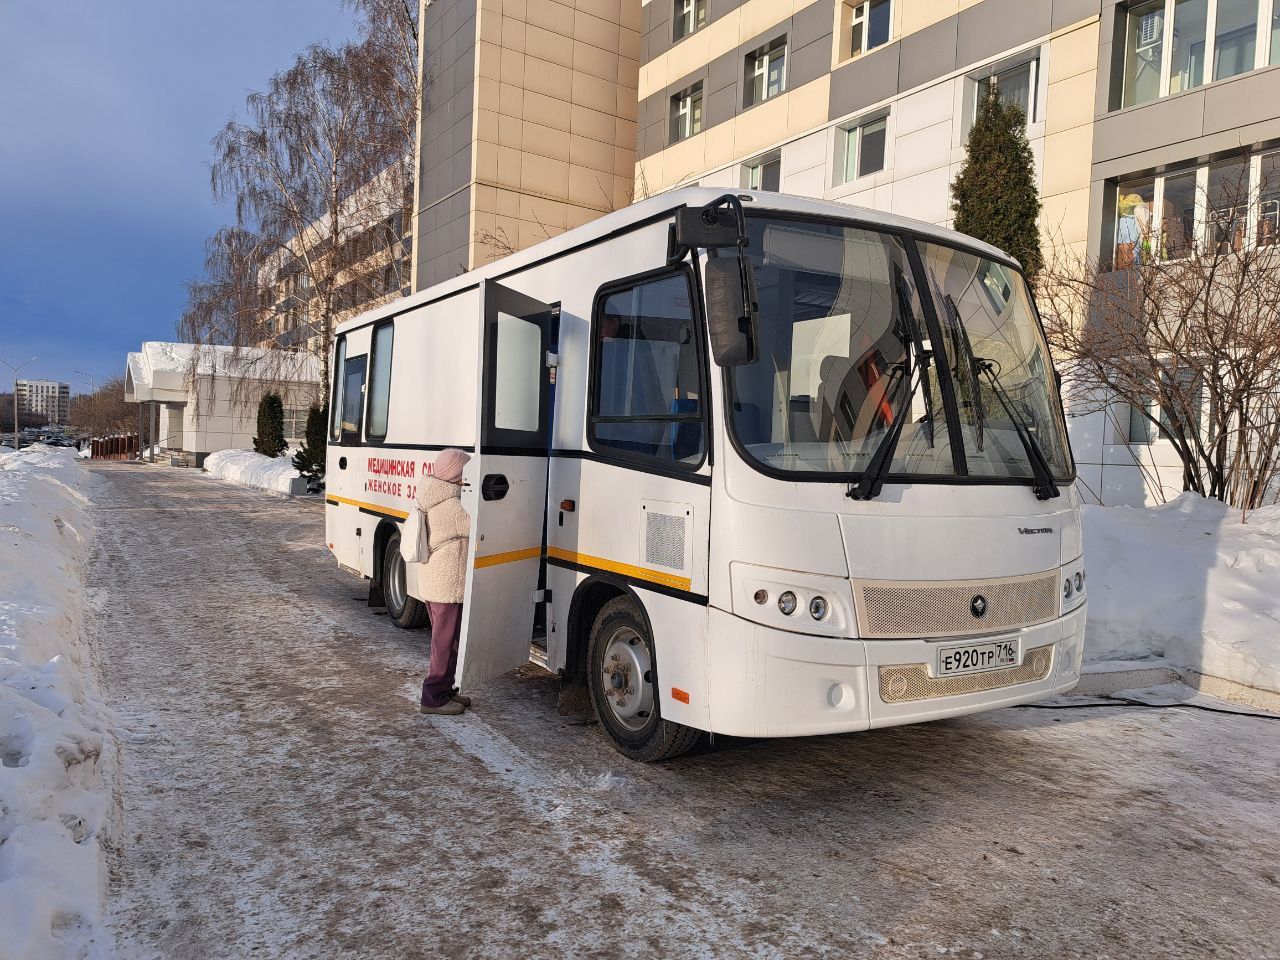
<box><xmin>731</xmin><ymin>562</ymin><xmax>856</xmax><ymax>638</ymax></box>
<box><xmin>1060</xmin><ymin>555</ymin><xmax>1086</xmax><ymax>612</ymax></box>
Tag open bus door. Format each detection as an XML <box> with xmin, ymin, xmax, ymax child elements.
<box><xmin>455</xmin><ymin>279</ymin><xmax>560</xmax><ymax>692</ymax></box>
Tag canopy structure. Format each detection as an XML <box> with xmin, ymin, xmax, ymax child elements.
<box><xmin>124</xmin><ymin>342</ymin><xmax>322</xmax><ymax>403</ymax></box>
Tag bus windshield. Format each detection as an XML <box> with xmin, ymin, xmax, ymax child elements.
<box><xmin>725</xmin><ymin>216</ymin><xmax>1073</xmax><ymax>484</ymax></box>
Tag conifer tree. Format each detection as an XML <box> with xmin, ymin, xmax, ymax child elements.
<box><xmin>292</xmin><ymin>405</ymin><xmax>327</xmax><ymax>486</ymax></box>
<box><xmin>254</xmin><ymin>392</ymin><xmax>287</xmax><ymax>457</ymax></box>
<box><xmin>952</xmin><ymin>83</ymin><xmax>1043</xmax><ymax>280</ymax></box>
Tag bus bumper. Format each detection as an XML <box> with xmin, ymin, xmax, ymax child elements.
<box><xmin>701</xmin><ymin>604</ymin><xmax>1087</xmax><ymax>739</ymax></box>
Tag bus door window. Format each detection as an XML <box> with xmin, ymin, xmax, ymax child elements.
<box><xmin>590</xmin><ymin>271</ymin><xmax>705</xmax><ymax>466</ymax></box>
<box><xmin>340</xmin><ymin>354</ymin><xmax>368</xmax><ymax>442</ymax></box>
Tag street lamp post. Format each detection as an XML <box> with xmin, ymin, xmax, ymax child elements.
<box><xmin>0</xmin><ymin>354</ymin><xmax>38</xmax><ymax>453</ymax></box>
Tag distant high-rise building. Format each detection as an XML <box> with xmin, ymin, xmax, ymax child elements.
<box><xmin>16</xmin><ymin>379</ymin><xmax>70</xmax><ymax>425</ymax></box>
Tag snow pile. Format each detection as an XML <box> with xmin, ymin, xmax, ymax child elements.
<box><xmin>0</xmin><ymin>445</ymin><xmax>111</xmax><ymax>960</ymax></box>
<box><xmin>1084</xmin><ymin>493</ymin><xmax>1280</xmax><ymax>695</ymax></box>
<box><xmin>203</xmin><ymin>448</ymin><xmax>304</xmax><ymax>495</ymax></box>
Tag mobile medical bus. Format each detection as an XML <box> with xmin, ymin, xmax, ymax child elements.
<box><xmin>325</xmin><ymin>188</ymin><xmax>1086</xmax><ymax>761</ymax></box>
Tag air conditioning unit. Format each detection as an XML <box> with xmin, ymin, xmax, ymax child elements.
<box><xmin>1137</xmin><ymin>10</ymin><xmax>1164</xmax><ymax>51</ymax></box>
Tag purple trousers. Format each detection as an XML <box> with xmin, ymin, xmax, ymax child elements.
<box><xmin>421</xmin><ymin>602</ymin><xmax>463</xmax><ymax>707</ymax></box>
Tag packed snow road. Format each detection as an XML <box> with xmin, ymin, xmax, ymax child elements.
<box><xmin>88</xmin><ymin>462</ymin><xmax>1279</xmax><ymax>960</ymax></box>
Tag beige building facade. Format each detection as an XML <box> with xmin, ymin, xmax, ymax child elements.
<box><xmin>635</xmin><ymin>0</ymin><xmax>1101</xmax><ymax>260</ymax></box>
<box><xmin>412</xmin><ymin>0</ymin><xmax>643</xmax><ymax>289</ymax></box>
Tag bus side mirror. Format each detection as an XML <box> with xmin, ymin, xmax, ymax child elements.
<box><xmin>675</xmin><ymin>207</ymin><xmax>742</xmax><ymax>249</ymax></box>
<box><xmin>705</xmin><ymin>256</ymin><xmax>758</xmax><ymax>367</ymax></box>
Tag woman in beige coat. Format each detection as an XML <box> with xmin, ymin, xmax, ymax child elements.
<box><xmin>417</xmin><ymin>448</ymin><xmax>472</xmax><ymax>715</ymax></box>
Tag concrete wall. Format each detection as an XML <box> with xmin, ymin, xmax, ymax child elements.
<box><xmin>178</xmin><ymin>377</ymin><xmax>320</xmax><ymax>456</ymax></box>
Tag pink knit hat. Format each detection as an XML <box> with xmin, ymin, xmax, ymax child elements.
<box><xmin>433</xmin><ymin>448</ymin><xmax>471</xmax><ymax>485</ymax></box>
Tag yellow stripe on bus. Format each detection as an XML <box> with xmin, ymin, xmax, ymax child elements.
<box><xmin>546</xmin><ymin>546</ymin><xmax>693</xmax><ymax>593</ymax></box>
<box><xmin>324</xmin><ymin>495</ymin><xmax>409</xmax><ymax>521</ymax></box>
<box><xmin>473</xmin><ymin>547</ymin><xmax>542</xmax><ymax>569</ymax></box>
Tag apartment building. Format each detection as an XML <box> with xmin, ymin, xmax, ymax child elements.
<box><xmin>260</xmin><ymin>169</ymin><xmax>413</xmax><ymax>353</ymax></box>
<box><xmin>16</xmin><ymin>379</ymin><xmax>70</xmax><ymax>425</ymax></box>
<box><xmin>412</xmin><ymin>0</ymin><xmax>642</xmax><ymax>288</ymax></box>
<box><xmin>630</xmin><ymin>0</ymin><xmax>1280</xmax><ymax>504</ymax></box>
<box><xmin>637</xmin><ymin>0</ymin><xmax>1100</xmax><ymax>254</ymax></box>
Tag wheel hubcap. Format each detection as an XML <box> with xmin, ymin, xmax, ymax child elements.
<box><xmin>387</xmin><ymin>546</ymin><xmax>407</xmax><ymax>614</ymax></box>
<box><xmin>600</xmin><ymin>626</ymin><xmax>654</xmax><ymax>732</ymax></box>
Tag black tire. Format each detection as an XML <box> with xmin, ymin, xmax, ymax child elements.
<box><xmin>587</xmin><ymin>596</ymin><xmax>700</xmax><ymax>762</ymax></box>
<box><xmin>382</xmin><ymin>530</ymin><xmax>429</xmax><ymax>629</ymax></box>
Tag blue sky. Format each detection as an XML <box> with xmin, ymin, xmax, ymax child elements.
<box><xmin>0</xmin><ymin>1</ymin><xmax>358</xmax><ymax>393</ymax></box>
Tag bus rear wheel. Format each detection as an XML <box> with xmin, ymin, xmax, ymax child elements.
<box><xmin>383</xmin><ymin>530</ymin><xmax>429</xmax><ymax>629</ymax></box>
<box><xmin>587</xmin><ymin>596</ymin><xmax>700</xmax><ymax>762</ymax></box>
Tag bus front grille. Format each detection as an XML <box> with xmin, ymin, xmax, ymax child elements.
<box><xmin>879</xmin><ymin>645</ymin><xmax>1055</xmax><ymax>703</ymax></box>
<box><xmin>853</xmin><ymin>571</ymin><xmax>1060</xmax><ymax>639</ymax></box>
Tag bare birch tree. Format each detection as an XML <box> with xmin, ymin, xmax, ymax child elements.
<box><xmin>1038</xmin><ymin>156</ymin><xmax>1280</xmax><ymax>514</ymax></box>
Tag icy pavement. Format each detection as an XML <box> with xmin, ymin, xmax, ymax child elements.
<box><xmin>88</xmin><ymin>463</ymin><xmax>1280</xmax><ymax>960</ymax></box>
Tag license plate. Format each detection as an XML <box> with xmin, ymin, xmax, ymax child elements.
<box><xmin>938</xmin><ymin>639</ymin><xmax>1018</xmax><ymax>676</ymax></box>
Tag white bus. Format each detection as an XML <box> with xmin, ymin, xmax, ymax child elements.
<box><xmin>325</xmin><ymin>188</ymin><xmax>1086</xmax><ymax>761</ymax></box>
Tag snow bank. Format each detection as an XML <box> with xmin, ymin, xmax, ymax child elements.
<box><xmin>203</xmin><ymin>448</ymin><xmax>304</xmax><ymax>495</ymax></box>
<box><xmin>0</xmin><ymin>445</ymin><xmax>111</xmax><ymax>960</ymax></box>
<box><xmin>1084</xmin><ymin>493</ymin><xmax>1280</xmax><ymax>695</ymax></box>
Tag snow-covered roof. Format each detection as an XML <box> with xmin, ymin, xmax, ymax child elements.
<box><xmin>124</xmin><ymin>342</ymin><xmax>322</xmax><ymax>402</ymax></box>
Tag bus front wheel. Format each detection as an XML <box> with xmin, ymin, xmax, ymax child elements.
<box><xmin>382</xmin><ymin>530</ymin><xmax>429</xmax><ymax>629</ymax></box>
<box><xmin>587</xmin><ymin>597</ymin><xmax>700</xmax><ymax>762</ymax></box>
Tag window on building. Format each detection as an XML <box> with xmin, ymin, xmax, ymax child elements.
<box><xmin>1258</xmin><ymin>152</ymin><xmax>1280</xmax><ymax>245</ymax></box>
<box><xmin>1170</xmin><ymin>0</ymin><xmax>1208</xmax><ymax>94</ymax></box>
<box><xmin>847</xmin><ymin>0</ymin><xmax>892</xmax><ymax>59</ymax></box>
<box><xmin>1120</xmin><ymin>0</ymin><xmax>1270</xmax><ymax>107</ymax></box>
<box><xmin>988</xmin><ymin>58</ymin><xmax>1039</xmax><ymax>121</ymax></box>
<box><xmin>745</xmin><ymin>36</ymin><xmax>787</xmax><ymax>107</ymax></box>
<box><xmin>1215</xmin><ymin>0</ymin><xmax>1259</xmax><ymax>80</ymax></box>
<box><xmin>1110</xmin><ymin>148</ymin><xmax>1280</xmax><ymax>265</ymax></box>
<box><xmin>1162</xmin><ymin>171</ymin><xmax>1198</xmax><ymax>258</ymax></box>
<box><xmin>1208</xmin><ymin>158</ymin><xmax>1250</xmax><ymax>254</ymax></box>
<box><xmin>1122</xmin><ymin>0</ymin><xmax>1166</xmax><ymax>106</ymax></box>
<box><xmin>366</xmin><ymin>321</ymin><xmax>394</xmax><ymax>441</ymax></box>
<box><xmin>742</xmin><ymin>154</ymin><xmax>782</xmax><ymax>191</ymax></box>
<box><xmin>669</xmin><ymin>81</ymin><xmax>703</xmax><ymax>143</ymax></box>
<box><xmin>1272</xmin><ymin>1</ymin><xmax>1280</xmax><ymax>63</ymax></box>
<box><xmin>589</xmin><ymin>272</ymin><xmax>704</xmax><ymax>466</ymax></box>
<box><xmin>1127</xmin><ymin>399</ymin><xmax>1158</xmax><ymax>443</ymax></box>
<box><xmin>1114</xmin><ymin>178</ymin><xmax>1157</xmax><ymax>267</ymax></box>
<box><xmin>283</xmin><ymin>408</ymin><xmax>308</xmax><ymax>440</ymax></box>
<box><xmin>673</xmin><ymin>0</ymin><xmax>707</xmax><ymax>41</ymax></box>
<box><xmin>838</xmin><ymin>115</ymin><xmax>888</xmax><ymax>184</ymax></box>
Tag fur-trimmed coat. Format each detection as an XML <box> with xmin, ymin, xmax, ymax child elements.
<box><xmin>415</xmin><ymin>476</ymin><xmax>471</xmax><ymax>604</ymax></box>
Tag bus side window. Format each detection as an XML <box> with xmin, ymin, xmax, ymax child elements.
<box><xmin>366</xmin><ymin>321</ymin><xmax>394</xmax><ymax>442</ymax></box>
<box><xmin>589</xmin><ymin>270</ymin><xmax>705</xmax><ymax>466</ymax></box>
<box><xmin>340</xmin><ymin>354</ymin><xmax>368</xmax><ymax>442</ymax></box>
<box><xmin>330</xmin><ymin>337</ymin><xmax>347</xmax><ymax>442</ymax></box>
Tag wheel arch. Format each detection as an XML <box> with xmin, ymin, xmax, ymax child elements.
<box><xmin>370</xmin><ymin>518</ymin><xmax>402</xmax><ymax>589</ymax></box>
<box><xmin>564</xmin><ymin>575</ymin><xmax>654</xmax><ymax>685</ymax></box>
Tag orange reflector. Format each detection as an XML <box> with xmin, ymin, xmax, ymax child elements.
<box><xmin>671</xmin><ymin>687</ymin><xmax>690</xmax><ymax>704</ymax></box>
<box><xmin>560</xmin><ymin>499</ymin><xmax>576</xmax><ymax>512</ymax></box>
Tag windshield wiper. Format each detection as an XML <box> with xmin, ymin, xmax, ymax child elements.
<box><xmin>942</xmin><ymin>294</ymin><xmax>985</xmax><ymax>452</ymax></box>
<box><xmin>848</xmin><ymin>349</ymin><xmax>932</xmax><ymax>501</ymax></box>
<box><xmin>898</xmin><ymin>272</ymin><xmax>935</xmax><ymax>448</ymax></box>
<box><xmin>976</xmin><ymin>359</ymin><xmax>1060</xmax><ymax>501</ymax></box>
